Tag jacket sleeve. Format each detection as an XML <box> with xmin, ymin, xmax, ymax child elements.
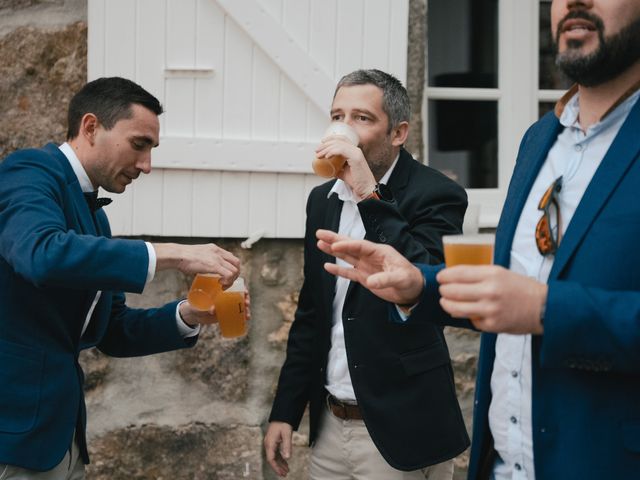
<box><xmin>96</xmin><ymin>293</ymin><xmax>196</xmax><ymax>357</ymax></box>
<box><xmin>268</xmin><ymin>192</ymin><xmax>321</xmax><ymax>429</ymax></box>
<box><xmin>358</xmin><ymin>165</ymin><xmax>467</xmax><ymax>264</ymax></box>
<box><xmin>388</xmin><ymin>263</ymin><xmax>475</xmax><ymax>330</ymax></box>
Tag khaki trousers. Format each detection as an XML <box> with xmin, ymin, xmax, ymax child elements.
<box><xmin>310</xmin><ymin>405</ymin><xmax>454</xmax><ymax>480</ymax></box>
<box><xmin>0</xmin><ymin>439</ymin><xmax>84</xmax><ymax>480</ymax></box>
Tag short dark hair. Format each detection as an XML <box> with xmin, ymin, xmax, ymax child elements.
<box><xmin>334</xmin><ymin>69</ymin><xmax>410</xmax><ymax>133</ymax></box>
<box><xmin>66</xmin><ymin>77</ymin><xmax>163</xmax><ymax>139</ymax></box>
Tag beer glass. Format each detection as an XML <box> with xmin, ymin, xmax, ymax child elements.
<box><xmin>187</xmin><ymin>273</ymin><xmax>223</xmax><ymax>311</ymax></box>
<box><xmin>312</xmin><ymin>122</ymin><xmax>359</xmax><ymax>178</ymax></box>
<box><xmin>214</xmin><ymin>277</ymin><xmax>248</xmax><ymax>338</ymax></box>
<box><xmin>442</xmin><ymin>234</ymin><xmax>495</xmax><ymax>267</ymax></box>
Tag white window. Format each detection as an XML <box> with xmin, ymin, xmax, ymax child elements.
<box><xmin>425</xmin><ymin>0</ymin><xmax>570</xmax><ymax>227</ymax></box>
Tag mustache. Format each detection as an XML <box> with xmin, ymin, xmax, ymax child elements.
<box><xmin>556</xmin><ymin>10</ymin><xmax>605</xmax><ymax>40</ymax></box>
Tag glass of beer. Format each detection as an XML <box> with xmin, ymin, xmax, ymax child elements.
<box><xmin>442</xmin><ymin>233</ymin><xmax>495</xmax><ymax>267</ymax></box>
<box><xmin>187</xmin><ymin>273</ymin><xmax>223</xmax><ymax>311</ymax></box>
<box><xmin>312</xmin><ymin>122</ymin><xmax>359</xmax><ymax>178</ymax></box>
<box><xmin>214</xmin><ymin>277</ymin><xmax>248</xmax><ymax>338</ymax></box>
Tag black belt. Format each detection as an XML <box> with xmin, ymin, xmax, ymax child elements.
<box><xmin>326</xmin><ymin>394</ymin><xmax>362</xmax><ymax>420</ymax></box>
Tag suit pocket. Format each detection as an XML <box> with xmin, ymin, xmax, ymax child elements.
<box><xmin>0</xmin><ymin>339</ymin><xmax>44</xmax><ymax>434</ymax></box>
<box><xmin>622</xmin><ymin>421</ymin><xmax>640</xmax><ymax>453</ymax></box>
<box><xmin>399</xmin><ymin>341</ymin><xmax>451</xmax><ymax>377</ymax></box>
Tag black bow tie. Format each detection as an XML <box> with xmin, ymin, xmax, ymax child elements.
<box><xmin>83</xmin><ymin>191</ymin><xmax>112</xmax><ymax>212</ymax></box>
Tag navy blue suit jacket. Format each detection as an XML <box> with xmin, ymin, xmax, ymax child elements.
<box><xmin>405</xmin><ymin>97</ymin><xmax>640</xmax><ymax>479</ymax></box>
<box><xmin>0</xmin><ymin>144</ymin><xmax>196</xmax><ymax>471</ymax></box>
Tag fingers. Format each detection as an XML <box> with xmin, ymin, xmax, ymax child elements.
<box><xmin>244</xmin><ymin>291</ymin><xmax>251</xmax><ymax>321</ymax></box>
<box><xmin>436</xmin><ymin>265</ymin><xmax>501</xmax><ymax>284</ymax></box>
<box><xmin>264</xmin><ymin>424</ymin><xmax>291</xmax><ymax>477</ymax></box>
<box><xmin>324</xmin><ymin>262</ymin><xmax>361</xmax><ymax>283</ymax></box>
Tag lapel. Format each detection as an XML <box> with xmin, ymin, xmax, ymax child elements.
<box><xmin>321</xmin><ymin>186</ymin><xmax>343</xmax><ymax>313</ymax></box>
<box><xmin>494</xmin><ymin>114</ymin><xmax>563</xmax><ymax>267</ymax></box>
<box><xmin>550</xmin><ymin>97</ymin><xmax>640</xmax><ymax>278</ymax></box>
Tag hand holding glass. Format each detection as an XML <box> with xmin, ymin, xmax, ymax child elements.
<box><xmin>312</xmin><ymin>122</ymin><xmax>360</xmax><ymax>178</ymax></box>
<box><xmin>187</xmin><ymin>275</ymin><xmax>248</xmax><ymax>338</ymax></box>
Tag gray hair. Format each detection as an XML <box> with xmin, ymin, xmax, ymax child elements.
<box><xmin>334</xmin><ymin>69</ymin><xmax>410</xmax><ymax>134</ymax></box>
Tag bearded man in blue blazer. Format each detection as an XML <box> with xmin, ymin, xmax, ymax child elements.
<box><xmin>0</xmin><ymin>77</ymin><xmax>242</xmax><ymax>479</ymax></box>
<box><xmin>315</xmin><ymin>0</ymin><xmax>640</xmax><ymax>478</ymax></box>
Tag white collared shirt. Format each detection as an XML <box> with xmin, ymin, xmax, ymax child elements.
<box><xmin>489</xmin><ymin>90</ymin><xmax>640</xmax><ymax>479</ymax></box>
<box><xmin>58</xmin><ymin>143</ymin><xmax>198</xmax><ymax>339</ymax></box>
<box><xmin>325</xmin><ymin>155</ymin><xmax>399</xmax><ymax>401</ymax></box>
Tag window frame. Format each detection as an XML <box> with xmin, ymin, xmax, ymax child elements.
<box><xmin>424</xmin><ymin>0</ymin><xmax>565</xmax><ymax>228</ymax></box>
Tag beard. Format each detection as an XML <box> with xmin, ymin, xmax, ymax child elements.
<box><xmin>362</xmin><ymin>136</ymin><xmax>396</xmax><ymax>180</ymax></box>
<box><xmin>554</xmin><ymin>11</ymin><xmax>640</xmax><ymax>87</ymax></box>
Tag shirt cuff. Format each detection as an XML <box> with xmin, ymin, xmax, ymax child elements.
<box><xmin>145</xmin><ymin>242</ymin><xmax>156</xmax><ymax>285</ymax></box>
<box><xmin>176</xmin><ymin>300</ymin><xmax>200</xmax><ymax>338</ymax></box>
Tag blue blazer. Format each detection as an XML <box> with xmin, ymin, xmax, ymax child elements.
<box><xmin>407</xmin><ymin>97</ymin><xmax>640</xmax><ymax>479</ymax></box>
<box><xmin>0</xmin><ymin>144</ymin><xmax>196</xmax><ymax>471</ymax></box>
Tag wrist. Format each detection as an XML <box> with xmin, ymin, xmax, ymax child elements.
<box><xmin>179</xmin><ymin>301</ymin><xmax>199</xmax><ymax>328</ymax></box>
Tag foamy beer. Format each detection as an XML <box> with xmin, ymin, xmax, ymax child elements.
<box><xmin>312</xmin><ymin>122</ymin><xmax>360</xmax><ymax>178</ymax></box>
<box><xmin>214</xmin><ymin>277</ymin><xmax>248</xmax><ymax>338</ymax></box>
<box><xmin>187</xmin><ymin>273</ymin><xmax>223</xmax><ymax>311</ymax></box>
<box><xmin>443</xmin><ymin>234</ymin><xmax>495</xmax><ymax>267</ymax></box>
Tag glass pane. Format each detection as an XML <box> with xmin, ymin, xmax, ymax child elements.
<box><xmin>539</xmin><ymin>102</ymin><xmax>556</xmax><ymax>118</ymax></box>
<box><xmin>427</xmin><ymin>100</ymin><xmax>498</xmax><ymax>188</ymax></box>
<box><xmin>427</xmin><ymin>0</ymin><xmax>498</xmax><ymax>88</ymax></box>
<box><xmin>539</xmin><ymin>0</ymin><xmax>573</xmax><ymax>90</ymax></box>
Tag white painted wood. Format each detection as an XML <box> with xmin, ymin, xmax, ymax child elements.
<box><xmin>252</xmin><ymin>46</ymin><xmax>281</xmax><ymax>140</ymax></box>
<box><xmin>216</xmin><ymin>0</ymin><xmax>335</xmax><ymax>113</ymax></box>
<box><xmin>87</xmin><ymin>0</ymin><xmax>105</xmax><ymax>79</ymax></box>
<box><xmin>154</xmin><ymin>138</ymin><xmax>315</xmax><ymax>172</ymax></box>
<box><xmin>89</xmin><ymin>0</ymin><xmax>411</xmax><ymax>238</ymax></box>
<box><xmin>103</xmin><ymin>0</ymin><xmax>136</xmax><ymax>79</ymax></box>
<box><xmin>161</xmin><ymin>170</ymin><xmax>193</xmax><ymax>235</ymax></box>
<box><xmin>192</xmin><ymin>171</ymin><xmax>222</xmax><ymax>237</ymax></box>
<box><xmin>136</xmin><ymin>0</ymin><xmax>165</xmax><ymax>136</ymax></box>
<box><xmin>223</xmin><ymin>17</ymin><xmax>253</xmax><ymax>138</ymax></box>
<box><xmin>363</xmin><ymin>0</ymin><xmax>391</xmax><ymax>70</ymax></box>
<box><xmin>195</xmin><ymin>0</ymin><xmax>225</xmax><ymax>137</ymax></box>
<box><xmin>248</xmin><ymin>173</ymin><xmax>278</xmax><ymax>237</ymax></box>
<box><xmin>219</xmin><ymin>172</ymin><xmax>250</xmax><ymax>237</ymax></box>
<box><xmin>131</xmin><ymin>170</ymin><xmax>164</xmax><ymax>235</ymax></box>
<box><xmin>276</xmin><ymin>173</ymin><xmax>306</xmax><ymax>237</ymax></box>
<box><xmin>165</xmin><ymin>78</ymin><xmax>195</xmax><ymax>136</ymax></box>
<box><xmin>388</xmin><ymin>0</ymin><xmax>409</xmax><ymax>78</ymax></box>
<box><xmin>336</xmin><ymin>0</ymin><xmax>364</xmax><ymax>77</ymax></box>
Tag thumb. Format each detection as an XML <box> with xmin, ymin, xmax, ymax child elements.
<box><xmin>280</xmin><ymin>429</ymin><xmax>292</xmax><ymax>459</ymax></box>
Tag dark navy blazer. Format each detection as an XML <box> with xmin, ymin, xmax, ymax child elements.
<box><xmin>405</xmin><ymin>97</ymin><xmax>640</xmax><ymax>479</ymax></box>
<box><xmin>0</xmin><ymin>144</ymin><xmax>196</xmax><ymax>471</ymax></box>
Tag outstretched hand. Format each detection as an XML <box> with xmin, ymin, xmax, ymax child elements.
<box><xmin>316</xmin><ymin>229</ymin><xmax>424</xmax><ymax>305</ymax></box>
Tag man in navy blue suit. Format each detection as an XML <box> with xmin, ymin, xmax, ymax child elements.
<box><xmin>0</xmin><ymin>77</ymin><xmax>242</xmax><ymax>479</ymax></box>
<box><xmin>315</xmin><ymin>0</ymin><xmax>640</xmax><ymax>478</ymax></box>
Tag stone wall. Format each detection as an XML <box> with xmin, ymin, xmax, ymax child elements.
<box><xmin>0</xmin><ymin>1</ymin><xmax>479</xmax><ymax>478</ymax></box>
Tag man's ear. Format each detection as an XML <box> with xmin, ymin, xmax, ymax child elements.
<box><xmin>79</xmin><ymin>113</ymin><xmax>99</xmax><ymax>145</ymax></box>
<box><xmin>391</xmin><ymin>121</ymin><xmax>409</xmax><ymax>147</ymax></box>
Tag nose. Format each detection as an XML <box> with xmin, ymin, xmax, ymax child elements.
<box><xmin>566</xmin><ymin>0</ymin><xmax>593</xmax><ymax>9</ymax></box>
<box><xmin>136</xmin><ymin>152</ymin><xmax>152</xmax><ymax>174</ymax></box>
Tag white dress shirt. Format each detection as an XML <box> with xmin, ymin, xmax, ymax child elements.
<box><xmin>58</xmin><ymin>143</ymin><xmax>198</xmax><ymax>339</ymax></box>
<box><xmin>489</xmin><ymin>89</ymin><xmax>640</xmax><ymax>479</ymax></box>
<box><xmin>325</xmin><ymin>155</ymin><xmax>399</xmax><ymax>402</ymax></box>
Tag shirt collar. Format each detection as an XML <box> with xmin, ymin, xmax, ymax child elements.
<box><xmin>554</xmin><ymin>78</ymin><xmax>640</xmax><ymax>123</ymax></box>
<box><xmin>58</xmin><ymin>142</ymin><xmax>96</xmax><ymax>193</ymax></box>
<box><xmin>557</xmin><ymin>87</ymin><xmax>640</xmax><ymax>135</ymax></box>
<box><xmin>327</xmin><ymin>152</ymin><xmax>401</xmax><ymax>202</ymax></box>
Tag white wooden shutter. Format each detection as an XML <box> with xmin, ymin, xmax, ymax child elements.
<box><xmin>88</xmin><ymin>0</ymin><xmax>409</xmax><ymax>237</ymax></box>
